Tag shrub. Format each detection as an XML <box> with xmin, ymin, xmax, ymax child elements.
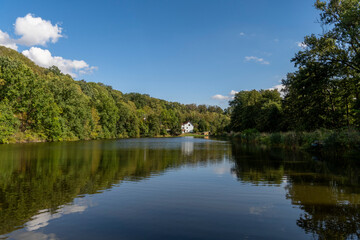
<box><xmin>302</xmin><ymin>130</ymin><xmax>323</xmax><ymax>149</ymax></box>
<box><xmin>270</xmin><ymin>132</ymin><xmax>283</xmax><ymax>145</ymax></box>
<box><xmin>283</xmin><ymin>132</ymin><xmax>298</xmax><ymax>148</ymax></box>
<box><xmin>323</xmin><ymin>128</ymin><xmax>360</xmax><ymax>150</ymax></box>
<box><xmin>242</xmin><ymin>129</ymin><xmax>260</xmax><ymax>142</ymax></box>
<box><xmin>259</xmin><ymin>133</ymin><xmax>271</xmax><ymax>145</ymax></box>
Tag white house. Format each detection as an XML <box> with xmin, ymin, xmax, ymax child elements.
<box><xmin>181</xmin><ymin>121</ymin><xmax>194</xmax><ymax>133</ymax></box>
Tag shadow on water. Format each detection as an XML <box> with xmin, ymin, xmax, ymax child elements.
<box><xmin>231</xmin><ymin>142</ymin><xmax>360</xmax><ymax>239</ymax></box>
<box><xmin>0</xmin><ymin>138</ymin><xmax>360</xmax><ymax>239</ymax></box>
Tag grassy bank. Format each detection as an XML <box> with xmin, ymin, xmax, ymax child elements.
<box><xmin>225</xmin><ymin>128</ymin><xmax>360</xmax><ymax>155</ymax></box>
<box><xmin>180</xmin><ymin>133</ymin><xmax>209</xmax><ymax>138</ymax></box>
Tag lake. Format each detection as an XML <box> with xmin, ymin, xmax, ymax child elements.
<box><xmin>0</xmin><ymin>137</ymin><xmax>359</xmax><ymax>239</ymax></box>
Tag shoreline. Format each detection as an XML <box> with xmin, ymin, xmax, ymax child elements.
<box><xmin>1</xmin><ymin>133</ymin><xmax>210</xmax><ymax>145</ymax></box>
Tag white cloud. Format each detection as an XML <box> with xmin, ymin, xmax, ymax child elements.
<box><xmin>8</xmin><ymin>231</ymin><xmax>58</xmax><ymax>240</ymax></box>
<box><xmin>0</xmin><ymin>14</ymin><xmax>95</xmax><ymax>78</ymax></box>
<box><xmin>245</xmin><ymin>56</ymin><xmax>270</xmax><ymax>65</ymax></box>
<box><xmin>22</xmin><ymin>47</ymin><xmax>97</xmax><ymax>77</ymax></box>
<box><xmin>214</xmin><ymin>166</ymin><xmax>229</xmax><ymax>175</ymax></box>
<box><xmin>212</xmin><ymin>94</ymin><xmax>230</xmax><ymax>101</ymax></box>
<box><xmin>230</xmin><ymin>90</ymin><xmax>238</xmax><ymax>96</ymax></box>
<box><xmin>269</xmin><ymin>84</ymin><xmax>284</xmax><ymax>91</ymax></box>
<box><xmin>26</xmin><ymin>204</ymin><xmax>87</xmax><ymax>231</ymax></box>
<box><xmin>15</xmin><ymin>14</ymin><xmax>62</xmax><ymax>46</ymax></box>
<box><xmin>212</xmin><ymin>90</ymin><xmax>238</xmax><ymax>101</ymax></box>
<box><xmin>213</xmin><ymin>85</ymin><xmax>285</xmax><ymax>103</ymax></box>
<box><xmin>296</xmin><ymin>41</ymin><xmax>308</xmax><ymax>49</ymax></box>
<box><xmin>239</xmin><ymin>32</ymin><xmax>245</xmax><ymax>36</ymax></box>
<box><xmin>0</xmin><ymin>30</ymin><xmax>18</xmax><ymax>50</ymax></box>
<box><xmin>269</xmin><ymin>84</ymin><xmax>285</xmax><ymax>97</ymax></box>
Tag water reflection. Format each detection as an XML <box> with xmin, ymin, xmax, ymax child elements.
<box><xmin>26</xmin><ymin>199</ymin><xmax>90</xmax><ymax>231</ymax></box>
<box><xmin>181</xmin><ymin>137</ymin><xmax>194</xmax><ymax>155</ymax></box>
<box><xmin>0</xmin><ymin>138</ymin><xmax>230</xmax><ymax>237</ymax></box>
<box><xmin>231</xmin><ymin>143</ymin><xmax>360</xmax><ymax>239</ymax></box>
<box><xmin>7</xmin><ymin>231</ymin><xmax>58</xmax><ymax>240</ymax></box>
<box><xmin>0</xmin><ymin>138</ymin><xmax>359</xmax><ymax>239</ymax></box>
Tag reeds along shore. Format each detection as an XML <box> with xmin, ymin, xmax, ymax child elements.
<box><xmin>225</xmin><ymin>128</ymin><xmax>360</xmax><ymax>154</ymax></box>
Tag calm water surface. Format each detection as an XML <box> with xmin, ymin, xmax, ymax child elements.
<box><xmin>0</xmin><ymin>137</ymin><xmax>359</xmax><ymax>239</ymax></box>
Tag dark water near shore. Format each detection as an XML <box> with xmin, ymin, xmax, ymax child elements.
<box><xmin>0</xmin><ymin>137</ymin><xmax>359</xmax><ymax>239</ymax></box>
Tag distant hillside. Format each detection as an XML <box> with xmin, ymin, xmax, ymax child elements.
<box><xmin>0</xmin><ymin>46</ymin><xmax>229</xmax><ymax>143</ymax></box>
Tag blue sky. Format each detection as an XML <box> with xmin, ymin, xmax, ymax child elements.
<box><xmin>0</xmin><ymin>0</ymin><xmax>321</xmax><ymax>107</ymax></box>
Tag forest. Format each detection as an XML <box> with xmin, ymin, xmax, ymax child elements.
<box><xmin>230</xmin><ymin>0</ymin><xmax>360</xmax><ymax>132</ymax></box>
<box><xmin>227</xmin><ymin>0</ymin><xmax>360</xmax><ymax>151</ymax></box>
<box><xmin>0</xmin><ymin>46</ymin><xmax>229</xmax><ymax>143</ymax></box>
<box><xmin>1</xmin><ymin>0</ymin><xmax>360</xmax><ymax>147</ymax></box>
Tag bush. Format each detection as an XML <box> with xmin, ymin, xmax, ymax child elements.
<box><xmin>344</xmin><ymin>128</ymin><xmax>360</xmax><ymax>150</ymax></box>
<box><xmin>270</xmin><ymin>132</ymin><xmax>283</xmax><ymax>145</ymax></box>
<box><xmin>232</xmin><ymin>128</ymin><xmax>360</xmax><ymax>153</ymax></box>
<box><xmin>323</xmin><ymin>128</ymin><xmax>360</xmax><ymax>150</ymax></box>
<box><xmin>302</xmin><ymin>130</ymin><xmax>323</xmax><ymax>149</ymax></box>
<box><xmin>242</xmin><ymin>129</ymin><xmax>260</xmax><ymax>142</ymax></box>
<box><xmin>283</xmin><ymin>132</ymin><xmax>296</xmax><ymax>147</ymax></box>
<box><xmin>259</xmin><ymin>133</ymin><xmax>271</xmax><ymax>145</ymax></box>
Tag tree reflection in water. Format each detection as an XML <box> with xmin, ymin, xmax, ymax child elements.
<box><xmin>1</xmin><ymin>139</ymin><xmax>360</xmax><ymax>239</ymax></box>
<box><xmin>230</xmin><ymin>142</ymin><xmax>360</xmax><ymax>239</ymax></box>
<box><xmin>0</xmin><ymin>138</ymin><xmax>230</xmax><ymax>236</ymax></box>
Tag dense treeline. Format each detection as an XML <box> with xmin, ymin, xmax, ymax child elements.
<box><xmin>229</xmin><ymin>0</ymin><xmax>360</xmax><ymax>134</ymax></box>
<box><xmin>283</xmin><ymin>0</ymin><xmax>360</xmax><ymax>131</ymax></box>
<box><xmin>2</xmin><ymin>0</ymin><xmax>359</xmax><ymax>145</ymax></box>
<box><xmin>229</xmin><ymin>89</ymin><xmax>283</xmax><ymax>132</ymax></box>
<box><xmin>0</xmin><ymin>47</ymin><xmax>229</xmax><ymax>143</ymax></box>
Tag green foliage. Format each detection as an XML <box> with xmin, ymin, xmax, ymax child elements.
<box><xmin>45</xmin><ymin>65</ymin><xmax>62</xmax><ymax>76</ymax></box>
<box><xmin>0</xmin><ymin>46</ymin><xmax>45</xmax><ymax>75</ymax></box>
<box><xmin>229</xmin><ymin>89</ymin><xmax>283</xmax><ymax>132</ymax></box>
<box><xmin>282</xmin><ymin>132</ymin><xmax>303</xmax><ymax>148</ymax></box>
<box><xmin>0</xmin><ymin>49</ymin><xmax>229</xmax><ymax>143</ymax></box>
<box><xmin>227</xmin><ymin>0</ymin><xmax>360</xmax><ymax>135</ymax></box>
<box><xmin>241</xmin><ymin>128</ymin><xmax>260</xmax><ymax>142</ymax></box>
<box><xmin>270</xmin><ymin>132</ymin><xmax>282</xmax><ymax>145</ymax></box>
<box><xmin>198</xmin><ymin>119</ymin><xmax>209</xmax><ymax>132</ymax></box>
<box><xmin>323</xmin><ymin>128</ymin><xmax>360</xmax><ymax>150</ymax></box>
<box><xmin>0</xmin><ymin>99</ymin><xmax>18</xmax><ymax>143</ymax></box>
<box><xmin>282</xmin><ymin>0</ymin><xmax>360</xmax><ymax>131</ymax></box>
<box><xmin>231</xmin><ymin>128</ymin><xmax>360</xmax><ymax>153</ymax></box>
